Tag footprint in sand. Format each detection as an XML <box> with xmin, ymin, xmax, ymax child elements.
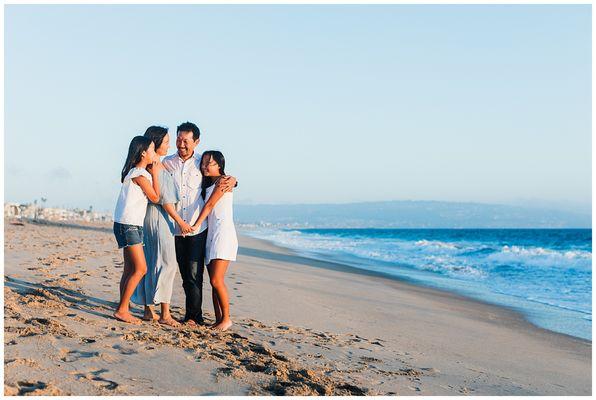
<box><xmin>5</xmin><ymin>358</ymin><xmax>39</xmax><ymax>368</ymax></box>
<box><xmin>60</xmin><ymin>349</ymin><xmax>100</xmax><ymax>362</ymax></box>
<box><xmin>13</xmin><ymin>381</ymin><xmax>62</xmax><ymax>396</ymax></box>
<box><xmin>360</xmin><ymin>356</ymin><xmax>381</xmax><ymax>363</ymax></box>
<box><xmin>73</xmin><ymin>369</ymin><xmax>119</xmax><ymax>391</ymax></box>
<box><xmin>112</xmin><ymin>344</ymin><xmax>139</xmax><ymax>355</ymax></box>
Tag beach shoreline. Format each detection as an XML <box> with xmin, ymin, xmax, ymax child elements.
<box><xmin>4</xmin><ymin>219</ymin><xmax>592</xmax><ymax>395</ymax></box>
<box><xmin>239</xmin><ymin>228</ymin><xmax>592</xmax><ymax>345</ymax></box>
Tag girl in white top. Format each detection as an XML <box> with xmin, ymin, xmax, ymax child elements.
<box><xmin>113</xmin><ymin>136</ymin><xmax>163</xmax><ymax>325</ymax></box>
<box><xmin>191</xmin><ymin>151</ymin><xmax>238</xmax><ymax>331</ymax></box>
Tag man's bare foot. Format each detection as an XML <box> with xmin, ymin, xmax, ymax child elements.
<box><xmin>212</xmin><ymin>319</ymin><xmax>233</xmax><ymax>331</ymax></box>
<box><xmin>114</xmin><ymin>310</ymin><xmax>142</xmax><ymax>325</ymax></box>
<box><xmin>159</xmin><ymin>317</ymin><xmax>181</xmax><ymax>327</ymax></box>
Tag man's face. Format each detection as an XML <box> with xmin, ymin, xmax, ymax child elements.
<box><xmin>176</xmin><ymin>131</ymin><xmax>199</xmax><ymax>158</ymax></box>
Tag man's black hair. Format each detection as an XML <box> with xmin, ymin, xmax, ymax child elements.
<box><xmin>176</xmin><ymin>121</ymin><xmax>201</xmax><ymax>141</ymax></box>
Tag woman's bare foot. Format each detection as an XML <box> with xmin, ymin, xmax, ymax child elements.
<box><xmin>185</xmin><ymin>319</ymin><xmax>198</xmax><ymax>326</ymax></box>
<box><xmin>212</xmin><ymin>319</ymin><xmax>233</xmax><ymax>331</ymax></box>
<box><xmin>114</xmin><ymin>310</ymin><xmax>142</xmax><ymax>325</ymax></box>
<box><xmin>159</xmin><ymin>317</ymin><xmax>181</xmax><ymax>327</ymax></box>
<box><xmin>142</xmin><ymin>308</ymin><xmax>159</xmax><ymax>321</ymax></box>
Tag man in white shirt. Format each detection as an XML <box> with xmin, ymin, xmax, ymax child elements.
<box><xmin>163</xmin><ymin>121</ymin><xmax>237</xmax><ymax>325</ymax></box>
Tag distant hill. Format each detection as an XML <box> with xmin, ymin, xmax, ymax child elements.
<box><xmin>235</xmin><ymin>200</ymin><xmax>591</xmax><ymax>228</ymax></box>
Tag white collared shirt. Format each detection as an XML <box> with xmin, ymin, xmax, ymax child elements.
<box><xmin>162</xmin><ymin>151</ymin><xmax>207</xmax><ymax>235</ymax></box>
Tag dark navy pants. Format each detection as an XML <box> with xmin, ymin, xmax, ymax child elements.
<box><xmin>175</xmin><ymin>230</ymin><xmax>208</xmax><ymax>324</ymax></box>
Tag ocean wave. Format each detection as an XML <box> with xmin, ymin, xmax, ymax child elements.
<box><xmin>421</xmin><ymin>258</ymin><xmax>487</xmax><ymax>279</ymax></box>
<box><xmin>501</xmin><ymin>245</ymin><xmax>591</xmax><ymax>258</ymax></box>
<box><xmin>251</xmin><ymin>229</ymin><xmax>592</xmax><ymax>273</ymax></box>
<box><xmin>487</xmin><ymin>245</ymin><xmax>592</xmax><ymax>269</ymax></box>
<box><xmin>415</xmin><ymin>240</ymin><xmax>460</xmax><ymax>249</ymax></box>
<box><xmin>460</xmin><ymin>247</ymin><xmax>497</xmax><ymax>256</ymax></box>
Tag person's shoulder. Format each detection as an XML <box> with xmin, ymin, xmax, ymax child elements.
<box><xmin>162</xmin><ymin>153</ymin><xmax>177</xmax><ymax>164</ymax></box>
<box><xmin>192</xmin><ymin>152</ymin><xmax>202</xmax><ymax>165</ymax></box>
<box><xmin>127</xmin><ymin>167</ymin><xmax>150</xmax><ymax>181</ymax></box>
<box><xmin>162</xmin><ymin>154</ymin><xmax>179</xmax><ymax>170</ymax></box>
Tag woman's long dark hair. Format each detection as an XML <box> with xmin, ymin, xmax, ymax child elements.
<box><xmin>201</xmin><ymin>150</ymin><xmax>226</xmax><ymax>199</ymax></box>
<box><xmin>144</xmin><ymin>125</ymin><xmax>168</xmax><ymax>151</ymax></box>
<box><xmin>121</xmin><ymin>136</ymin><xmax>153</xmax><ymax>183</ymax></box>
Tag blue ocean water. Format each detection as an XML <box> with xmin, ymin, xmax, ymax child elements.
<box><xmin>245</xmin><ymin>228</ymin><xmax>592</xmax><ymax>340</ymax></box>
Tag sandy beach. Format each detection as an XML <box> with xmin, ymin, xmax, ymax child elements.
<box><xmin>3</xmin><ymin>219</ymin><xmax>591</xmax><ymax>395</ymax></box>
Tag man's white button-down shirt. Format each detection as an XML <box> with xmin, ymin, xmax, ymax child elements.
<box><xmin>162</xmin><ymin>152</ymin><xmax>208</xmax><ymax>236</ymax></box>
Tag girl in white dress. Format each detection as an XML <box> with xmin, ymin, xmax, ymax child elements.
<box><xmin>191</xmin><ymin>151</ymin><xmax>238</xmax><ymax>331</ymax></box>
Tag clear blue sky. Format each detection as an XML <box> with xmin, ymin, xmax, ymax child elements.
<box><xmin>5</xmin><ymin>5</ymin><xmax>591</xmax><ymax>212</ymax></box>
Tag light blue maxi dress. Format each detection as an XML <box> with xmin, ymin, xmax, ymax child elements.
<box><xmin>131</xmin><ymin>170</ymin><xmax>179</xmax><ymax>305</ymax></box>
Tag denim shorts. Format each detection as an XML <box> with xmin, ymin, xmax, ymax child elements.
<box><xmin>113</xmin><ymin>222</ymin><xmax>144</xmax><ymax>249</ymax></box>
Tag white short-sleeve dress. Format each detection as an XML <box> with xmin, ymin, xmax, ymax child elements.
<box><xmin>204</xmin><ymin>184</ymin><xmax>238</xmax><ymax>265</ymax></box>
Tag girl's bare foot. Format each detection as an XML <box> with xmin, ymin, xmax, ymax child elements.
<box><xmin>159</xmin><ymin>317</ymin><xmax>181</xmax><ymax>327</ymax></box>
<box><xmin>114</xmin><ymin>310</ymin><xmax>142</xmax><ymax>325</ymax></box>
<box><xmin>212</xmin><ymin>319</ymin><xmax>233</xmax><ymax>331</ymax></box>
<box><xmin>185</xmin><ymin>319</ymin><xmax>197</xmax><ymax>326</ymax></box>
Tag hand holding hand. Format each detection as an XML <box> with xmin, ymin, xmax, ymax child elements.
<box><xmin>179</xmin><ymin>220</ymin><xmax>193</xmax><ymax>235</ymax></box>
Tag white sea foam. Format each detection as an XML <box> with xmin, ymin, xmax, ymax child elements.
<box><xmin>487</xmin><ymin>246</ymin><xmax>592</xmax><ymax>269</ymax></box>
<box><xmin>415</xmin><ymin>239</ymin><xmax>459</xmax><ymax>249</ymax></box>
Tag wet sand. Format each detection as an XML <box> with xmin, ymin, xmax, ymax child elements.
<box><xmin>3</xmin><ymin>219</ymin><xmax>591</xmax><ymax>395</ymax></box>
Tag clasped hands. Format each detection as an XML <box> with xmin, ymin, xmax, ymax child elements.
<box><xmin>178</xmin><ymin>175</ymin><xmax>237</xmax><ymax>236</ymax></box>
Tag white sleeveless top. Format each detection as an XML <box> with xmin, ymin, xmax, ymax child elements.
<box><xmin>113</xmin><ymin>167</ymin><xmax>152</xmax><ymax>226</ymax></box>
<box><xmin>204</xmin><ymin>183</ymin><xmax>238</xmax><ymax>264</ymax></box>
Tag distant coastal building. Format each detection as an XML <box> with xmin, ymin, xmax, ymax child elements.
<box><xmin>4</xmin><ymin>203</ymin><xmax>111</xmax><ymax>222</ymax></box>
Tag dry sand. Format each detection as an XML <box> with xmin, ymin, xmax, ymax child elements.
<box><xmin>3</xmin><ymin>219</ymin><xmax>591</xmax><ymax>395</ymax></box>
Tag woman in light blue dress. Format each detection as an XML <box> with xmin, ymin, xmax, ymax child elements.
<box><xmin>131</xmin><ymin>126</ymin><xmax>194</xmax><ymax>326</ymax></box>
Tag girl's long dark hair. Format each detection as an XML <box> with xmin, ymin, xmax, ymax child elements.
<box><xmin>144</xmin><ymin>126</ymin><xmax>168</xmax><ymax>150</ymax></box>
<box><xmin>121</xmin><ymin>136</ymin><xmax>153</xmax><ymax>183</ymax></box>
<box><xmin>201</xmin><ymin>150</ymin><xmax>226</xmax><ymax>199</ymax></box>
